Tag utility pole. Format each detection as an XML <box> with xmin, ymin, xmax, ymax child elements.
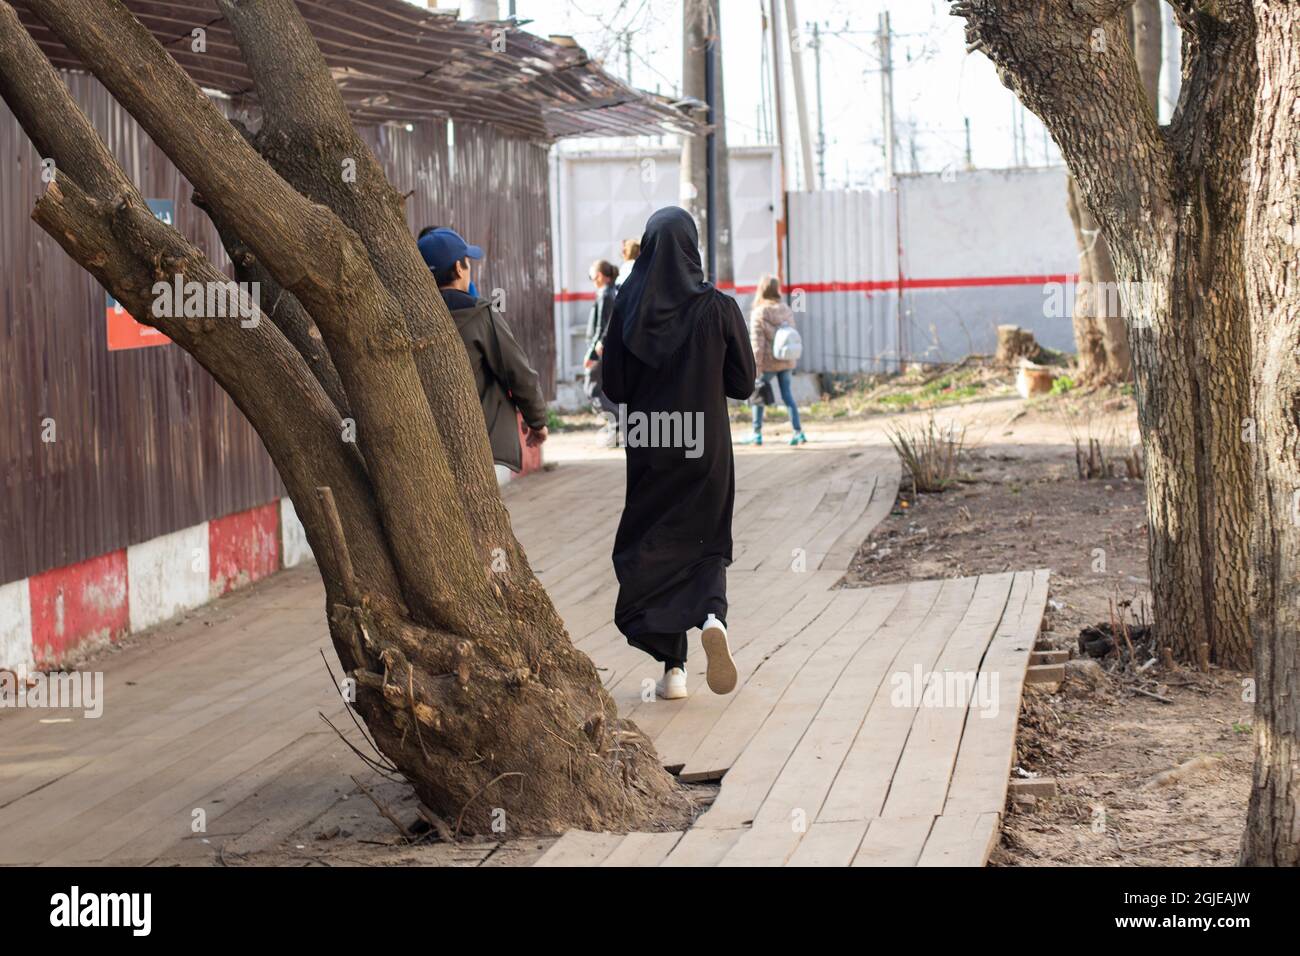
<box><xmin>705</xmin><ymin>26</ymin><xmax>718</xmax><ymax>283</ymax></box>
<box><xmin>812</xmin><ymin>21</ymin><xmax>826</xmax><ymax>190</ymax></box>
<box><xmin>877</xmin><ymin>11</ymin><xmax>896</xmax><ymax>183</ymax></box>
<box><xmin>963</xmin><ymin>117</ymin><xmax>973</xmax><ymax>169</ymax></box>
<box><xmin>783</xmin><ymin>0</ymin><xmax>815</xmax><ymax>190</ymax></box>
<box><xmin>769</xmin><ymin>0</ymin><xmax>790</xmax><ymax>280</ymax></box>
<box><xmin>681</xmin><ymin>0</ymin><xmax>733</xmax><ymax>284</ymax></box>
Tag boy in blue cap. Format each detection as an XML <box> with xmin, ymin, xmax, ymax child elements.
<box><xmin>417</xmin><ymin>227</ymin><xmax>548</xmax><ymax>471</ymax></box>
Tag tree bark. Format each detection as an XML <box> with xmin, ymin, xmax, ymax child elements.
<box><xmin>1240</xmin><ymin>0</ymin><xmax>1300</xmax><ymax>866</ymax></box>
<box><xmin>1131</xmin><ymin>0</ymin><xmax>1164</xmax><ymax>115</ymax></box>
<box><xmin>0</xmin><ymin>0</ymin><xmax>688</xmax><ymax>835</ymax></box>
<box><xmin>952</xmin><ymin>0</ymin><xmax>1255</xmax><ymax>669</ymax></box>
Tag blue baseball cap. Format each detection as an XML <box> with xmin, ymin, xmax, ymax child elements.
<box><xmin>418</xmin><ymin>227</ymin><xmax>483</xmax><ymax>271</ymax></box>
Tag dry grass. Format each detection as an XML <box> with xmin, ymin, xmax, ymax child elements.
<box><xmin>1063</xmin><ymin>409</ymin><xmax>1144</xmax><ymax>479</ymax></box>
<box><xmin>887</xmin><ymin>413</ymin><xmax>968</xmax><ymax>494</ymax></box>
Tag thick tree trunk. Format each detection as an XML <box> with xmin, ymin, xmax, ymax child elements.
<box><xmin>0</xmin><ymin>0</ymin><xmax>689</xmax><ymax>835</ymax></box>
<box><xmin>952</xmin><ymin>0</ymin><xmax>1254</xmax><ymax>669</ymax></box>
<box><xmin>1240</xmin><ymin>0</ymin><xmax>1300</xmax><ymax>866</ymax></box>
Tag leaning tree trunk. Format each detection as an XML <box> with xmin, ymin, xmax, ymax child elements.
<box><xmin>1240</xmin><ymin>0</ymin><xmax>1300</xmax><ymax>866</ymax></box>
<box><xmin>952</xmin><ymin>0</ymin><xmax>1254</xmax><ymax>669</ymax></box>
<box><xmin>1060</xmin><ymin>0</ymin><xmax>1161</xmax><ymax>386</ymax></box>
<box><xmin>1065</xmin><ymin>175</ymin><xmax>1129</xmax><ymax>381</ymax></box>
<box><xmin>0</xmin><ymin>0</ymin><xmax>690</xmax><ymax>835</ymax></box>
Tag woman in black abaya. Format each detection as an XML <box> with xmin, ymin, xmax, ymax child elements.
<box><xmin>600</xmin><ymin>207</ymin><xmax>757</xmax><ymax>700</ymax></box>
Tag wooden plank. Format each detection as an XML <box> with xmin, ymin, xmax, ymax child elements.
<box><xmin>672</xmin><ymin>583</ymin><xmax>869</xmax><ymax>781</ymax></box>
<box><xmin>6</xmin><ymin>652</ymin><xmax>341</xmax><ymax>863</ymax></box>
<box><xmin>851</xmin><ymin>816</ymin><xmax>934</xmax><ymax>867</ymax></box>
<box><xmin>0</xmin><ymin>644</ymin><xmax>337</xmax><ymax>858</ymax></box>
<box><xmin>785</xmin><ymin>819</ymin><xmax>868</xmax><ymax>867</ymax></box>
<box><xmin>533</xmin><ymin>830</ymin><xmax>624</xmax><ymax>867</ymax></box>
<box><xmin>941</xmin><ymin>569</ymin><xmax>1050</xmax><ymax>817</ymax></box>
<box><xmin>815</xmin><ymin>577</ymin><xmax>974</xmax><ymax>823</ymax></box>
<box><xmin>599</xmin><ymin>830</ymin><xmax>685</xmax><ymax>867</ymax></box>
<box><xmin>725</xmin><ymin>582</ymin><xmax>916</xmax><ymax>851</ymax></box>
<box><xmin>630</xmin><ymin>576</ymin><xmax>843</xmax><ymax>769</ymax></box>
<box><xmin>917</xmin><ymin>812</ymin><xmax>1001</xmax><ymax>867</ymax></box>
<box><xmin>822</xmin><ymin>460</ymin><xmax>901</xmax><ymax>570</ymax></box>
<box><xmin>146</xmin><ymin>729</ymin><xmax>357</xmax><ymax>864</ymax></box>
<box><xmin>0</xmin><ymin>586</ymin><xmax>325</xmax><ymax>804</ymax></box>
<box><xmin>696</xmin><ymin>588</ymin><xmax>902</xmax><ymax>829</ymax></box>
<box><xmin>878</xmin><ymin>573</ymin><xmax>1014</xmax><ymax>818</ymax></box>
<box><xmin>659</xmin><ymin>827</ymin><xmax>746</xmax><ymax>867</ymax></box>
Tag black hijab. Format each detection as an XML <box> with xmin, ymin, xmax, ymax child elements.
<box><xmin>613</xmin><ymin>206</ymin><xmax>717</xmax><ymax>368</ymax></box>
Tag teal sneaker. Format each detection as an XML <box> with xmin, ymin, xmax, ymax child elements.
<box><xmin>739</xmin><ymin>433</ymin><xmax>763</xmax><ymax>446</ymax></box>
<box><xmin>790</xmin><ymin>431</ymin><xmax>807</xmax><ymax>446</ymax></box>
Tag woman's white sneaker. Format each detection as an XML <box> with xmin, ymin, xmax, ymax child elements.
<box><xmin>700</xmin><ymin>614</ymin><xmax>738</xmax><ymax>694</ymax></box>
<box><xmin>657</xmin><ymin>667</ymin><xmax>688</xmax><ymax>700</ymax></box>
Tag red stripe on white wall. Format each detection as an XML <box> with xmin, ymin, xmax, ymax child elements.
<box><xmin>29</xmin><ymin>550</ymin><xmax>129</xmax><ymax>667</ymax></box>
<box><xmin>1</xmin><ymin>448</ymin><xmax>544</xmax><ymax>674</ymax></box>
<box><xmin>209</xmin><ymin>503</ymin><xmax>281</xmax><ymax>598</ymax></box>
<box><xmin>553</xmin><ymin>273</ymin><xmax>1080</xmax><ymax>302</ymax></box>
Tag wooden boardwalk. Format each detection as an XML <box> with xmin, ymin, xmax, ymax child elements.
<box><xmin>0</xmin><ymin>438</ymin><xmax>1047</xmax><ymax>866</ymax></box>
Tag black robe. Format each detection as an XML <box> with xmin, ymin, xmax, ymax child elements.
<box><xmin>601</xmin><ymin>208</ymin><xmax>756</xmax><ymax>651</ymax></box>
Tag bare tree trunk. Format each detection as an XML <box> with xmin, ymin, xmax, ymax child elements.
<box><xmin>0</xmin><ymin>0</ymin><xmax>689</xmax><ymax>836</ymax></box>
<box><xmin>1061</xmin><ymin>1</ymin><xmax>1161</xmax><ymax>386</ymax></box>
<box><xmin>952</xmin><ymin>0</ymin><xmax>1254</xmax><ymax>669</ymax></box>
<box><xmin>1240</xmin><ymin>0</ymin><xmax>1300</xmax><ymax>866</ymax></box>
<box><xmin>1064</xmin><ymin>177</ymin><xmax>1104</xmax><ymax>378</ymax></box>
<box><xmin>1065</xmin><ymin>176</ymin><xmax>1122</xmax><ymax>381</ymax></box>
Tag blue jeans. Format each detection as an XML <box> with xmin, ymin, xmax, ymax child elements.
<box><xmin>752</xmin><ymin>369</ymin><xmax>801</xmax><ymax>434</ymax></box>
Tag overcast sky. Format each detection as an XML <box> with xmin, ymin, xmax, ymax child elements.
<box><xmin>507</xmin><ymin>0</ymin><xmax>1064</xmax><ymax>189</ymax></box>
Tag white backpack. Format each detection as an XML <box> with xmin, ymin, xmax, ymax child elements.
<box><xmin>772</xmin><ymin>324</ymin><xmax>803</xmax><ymax>362</ymax></box>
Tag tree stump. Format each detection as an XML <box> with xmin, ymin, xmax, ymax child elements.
<box><xmin>996</xmin><ymin>325</ymin><xmax>1044</xmax><ymax>365</ymax></box>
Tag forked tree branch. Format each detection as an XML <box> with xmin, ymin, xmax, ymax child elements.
<box><xmin>951</xmin><ymin>0</ymin><xmax>1175</xmax><ymax>242</ymax></box>
<box><xmin>24</xmin><ymin>0</ymin><xmax>500</xmax><ymax>631</ymax></box>
<box><xmin>215</xmin><ymin>0</ymin><xmax>533</xmax><ymax>581</ymax></box>
<box><xmin>0</xmin><ymin>0</ymin><xmax>408</xmax><ymax>613</ymax></box>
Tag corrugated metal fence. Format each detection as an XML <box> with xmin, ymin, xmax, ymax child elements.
<box><xmin>786</xmin><ymin>168</ymin><xmax>1078</xmax><ymax>373</ymax></box>
<box><xmin>1</xmin><ymin>73</ymin><xmax>554</xmax><ymax>585</ymax></box>
<box><xmin>786</xmin><ymin>189</ymin><xmax>901</xmax><ymax>373</ymax></box>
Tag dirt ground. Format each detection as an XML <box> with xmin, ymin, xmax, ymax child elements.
<box><xmin>831</xmin><ymin>390</ymin><xmax>1253</xmax><ymax>867</ymax></box>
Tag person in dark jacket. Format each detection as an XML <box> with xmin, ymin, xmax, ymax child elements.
<box><xmin>601</xmin><ymin>207</ymin><xmax>756</xmax><ymax>700</ymax></box>
<box><xmin>584</xmin><ymin>260</ymin><xmax>621</xmax><ymax>446</ymax></box>
<box><xmin>418</xmin><ymin>227</ymin><xmax>548</xmax><ymax>471</ymax></box>
<box><xmin>584</xmin><ymin>259</ymin><xmax>619</xmax><ymax>367</ymax></box>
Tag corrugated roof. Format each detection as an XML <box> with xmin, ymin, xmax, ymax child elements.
<box><xmin>14</xmin><ymin>0</ymin><xmax>699</xmax><ymax>141</ymax></box>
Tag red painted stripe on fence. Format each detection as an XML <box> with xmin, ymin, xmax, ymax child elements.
<box><xmin>28</xmin><ymin>549</ymin><xmax>129</xmax><ymax>666</ymax></box>
<box><xmin>898</xmin><ymin>273</ymin><xmax>1078</xmax><ymax>290</ymax></box>
<box><xmin>553</xmin><ymin>273</ymin><xmax>1078</xmax><ymax>302</ymax></box>
<box><xmin>209</xmin><ymin>503</ymin><xmax>281</xmax><ymax>598</ymax></box>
